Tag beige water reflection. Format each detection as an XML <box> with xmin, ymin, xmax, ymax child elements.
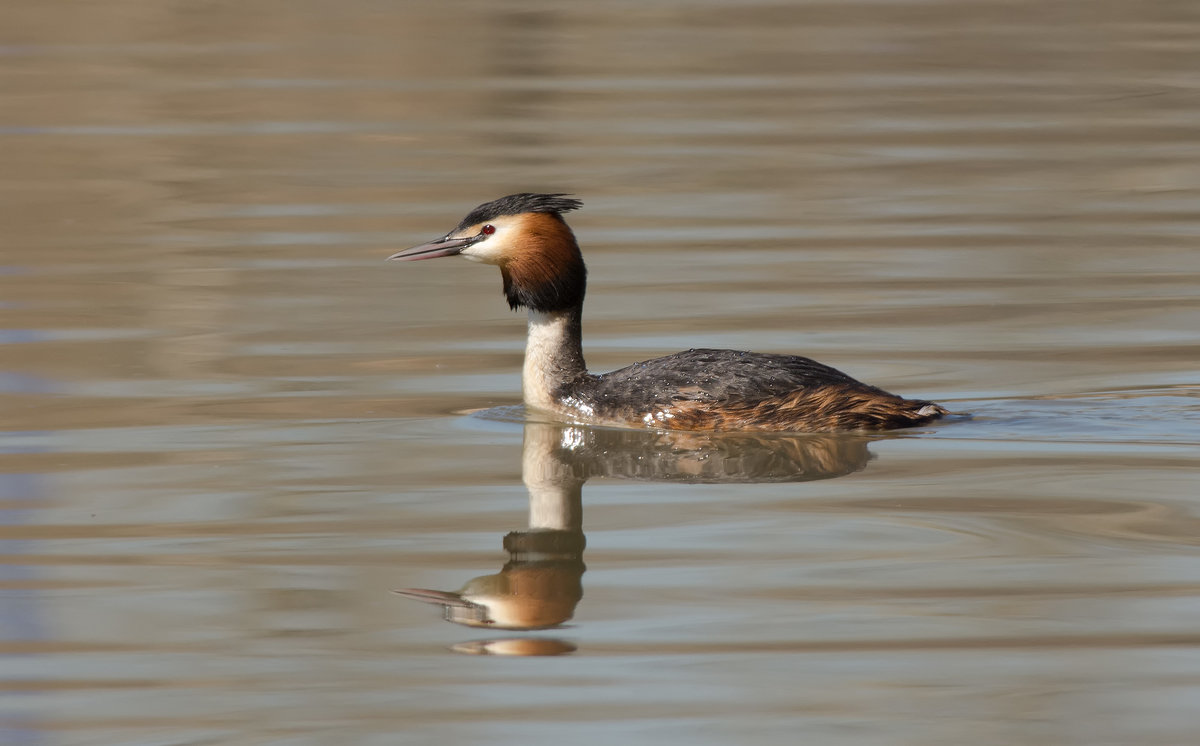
<box><xmin>4</xmin><ymin>0</ymin><xmax>1200</xmax><ymax>744</ymax></box>
<box><xmin>399</xmin><ymin>422</ymin><xmax>872</xmax><ymax>648</ymax></box>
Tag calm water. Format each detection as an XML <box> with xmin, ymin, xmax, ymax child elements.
<box><xmin>3</xmin><ymin>1</ymin><xmax>1200</xmax><ymax>744</ymax></box>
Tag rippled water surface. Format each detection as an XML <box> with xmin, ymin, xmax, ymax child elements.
<box><xmin>3</xmin><ymin>1</ymin><xmax>1200</xmax><ymax>744</ymax></box>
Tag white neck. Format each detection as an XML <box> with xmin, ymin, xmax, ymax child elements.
<box><xmin>523</xmin><ymin>309</ymin><xmax>587</xmax><ymax>412</ymax></box>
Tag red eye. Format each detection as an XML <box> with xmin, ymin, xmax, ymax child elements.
<box><xmin>481</xmin><ymin>224</ymin><xmax>496</xmax><ymax>236</ymax></box>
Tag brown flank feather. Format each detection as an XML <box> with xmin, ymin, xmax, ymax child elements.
<box><xmin>660</xmin><ymin>385</ymin><xmax>947</xmax><ymax>433</ymax></box>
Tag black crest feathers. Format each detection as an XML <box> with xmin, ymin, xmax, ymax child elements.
<box><xmin>455</xmin><ymin>193</ymin><xmax>583</xmax><ymax>232</ymax></box>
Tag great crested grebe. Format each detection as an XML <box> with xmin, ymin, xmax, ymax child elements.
<box><xmin>389</xmin><ymin>193</ymin><xmax>947</xmax><ymax>432</ymax></box>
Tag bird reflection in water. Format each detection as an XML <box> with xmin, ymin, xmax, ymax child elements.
<box><xmin>397</xmin><ymin>419</ymin><xmax>876</xmax><ymax>655</ymax></box>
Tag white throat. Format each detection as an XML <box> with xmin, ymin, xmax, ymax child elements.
<box><xmin>523</xmin><ymin>309</ymin><xmax>585</xmax><ymax>411</ymax></box>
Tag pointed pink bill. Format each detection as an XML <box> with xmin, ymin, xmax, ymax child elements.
<box><xmin>387</xmin><ymin>234</ymin><xmax>480</xmax><ymax>261</ymax></box>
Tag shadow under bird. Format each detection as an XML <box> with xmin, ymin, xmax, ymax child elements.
<box><xmin>389</xmin><ymin>193</ymin><xmax>947</xmax><ymax>432</ymax></box>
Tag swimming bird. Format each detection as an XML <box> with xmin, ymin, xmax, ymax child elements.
<box><xmin>388</xmin><ymin>193</ymin><xmax>947</xmax><ymax>432</ymax></box>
